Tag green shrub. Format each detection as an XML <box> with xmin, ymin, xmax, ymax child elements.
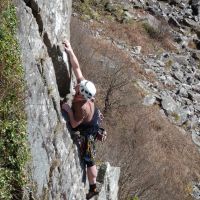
<box><xmin>73</xmin><ymin>0</ymin><xmax>102</xmax><ymax>20</ymax></box>
<box><xmin>171</xmin><ymin>112</ymin><xmax>180</xmax><ymax>122</ymax></box>
<box><xmin>129</xmin><ymin>195</ymin><xmax>139</xmax><ymax>200</ymax></box>
<box><xmin>165</xmin><ymin>59</ymin><xmax>173</xmax><ymax>71</ymax></box>
<box><xmin>0</xmin><ymin>1</ymin><xmax>29</xmax><ymax>199</ymax></box>
<box><xmin>73</xmin><ymin>0</ymin><xmax>127</xmax><ymax>22</ymax></box>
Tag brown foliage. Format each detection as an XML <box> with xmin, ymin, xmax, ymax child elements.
<box><xmin>70</xmin><ymin>17</ymin><xmax>200</xmax><ymax>200</ymax></box>
<box><xmin>71</xmin><ymin>17</ymin><xmax>137</xmax><ymax>113</ymax></box>
<box><xmin>90</xmin><ymin>17</ymin><xmax>176</xmax><ymax>54</ymax></box>
<box><xmin>97</xmin><ymin>105</ymin><xmax>200</xmax><ymax>200</ymax></box>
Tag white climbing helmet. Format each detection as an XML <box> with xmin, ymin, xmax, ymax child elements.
<box><xmin>79</xmin><ymin>80</ymin><xmax>96</xmax><ymax>100</ymax></box>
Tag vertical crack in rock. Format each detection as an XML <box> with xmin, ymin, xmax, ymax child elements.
<box><xmin>36</xmin><ymin>58</ymin><xmax>61</xmax><ymax>123</ymax></box>
<box><xmin>36</xmin><ymin>61</ymin><xmax>47</xmax><ymax>87</ymax></box>
<box><xmin>43</xmin><ymin>32</ymin><xmax>72</xmax><ymax>97</ymax></box>
<box><xmin>47</xmin><ymin>135</ymin><xmax>62</xmax><ymax>199</ymax></box>
<box><xmin>52</xmin><ymin>96</ymin><xmax>61</xmax><ymax>122</ymax></box>
<box><xmin>24</xmin><ymin>0</ymin><xmax>71</xmax><ymax>98</ymax></box>
<box><xmin>24</xmin><ymin>0</ymin><xmax>43</xmax><ymax>35</ymax></box>
<box><xmin>48</xmin><ymin>158</ymin><xmax>60</xmax><ymax>199</ymax></box>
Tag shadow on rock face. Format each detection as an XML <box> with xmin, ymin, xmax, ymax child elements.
<box><xmin>43</xmin><ymin>32</ymin><xmax>72</xmax><ymax>98</ymax></box>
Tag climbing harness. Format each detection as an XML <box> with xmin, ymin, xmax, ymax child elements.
<box><xmin>73</xmin><ymin>107</ymin><xmax>106</xmax><ymax>165</ymax></box>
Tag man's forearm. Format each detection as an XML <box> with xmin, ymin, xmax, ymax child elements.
<box><xmin>64</xmin><ymin>40</ymin><xmax>84</xmax><ymax>81</ymax></box>
<box><xmin>68</xmin><ymin>50</ymin><xmax>79</xmax><ymax>69</ymax></box>
<box><xmin>68</xmin><ymin>50</ymin><xmax>83</xmax><ymax>81</ymax></box>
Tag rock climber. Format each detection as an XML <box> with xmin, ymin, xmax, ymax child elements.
<box><xmin>61</xmin><ymin>40</ymin><xmax>106</xmax><ymax>199</ymax></box>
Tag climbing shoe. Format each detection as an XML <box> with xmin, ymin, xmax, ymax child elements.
<box><xmin>86</xmin><ymin>190</ymin><xmax>99</xmax><ymax>199</ymax></box>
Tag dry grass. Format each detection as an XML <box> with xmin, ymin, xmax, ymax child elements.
<box><xmin>89</xmin><ymin>17</ymin><xmax>176</xmax><ymax>54</ymax></box>
<box><xmin>70</xmin><ymin>17</ymin><xmax>200</xmax><ymax>200</ymax></box>
<box><xmin>97</xmin><ymin>105</ymin><xmax>200</xmax><ymax>200</ymax></box>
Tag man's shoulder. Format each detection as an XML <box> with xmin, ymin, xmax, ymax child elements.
<box><xmin>82</xmin><ymin>100</ymin><xmax>94</xmax><ymax>110</ymax></box>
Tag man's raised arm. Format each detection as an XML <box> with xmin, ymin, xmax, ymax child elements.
<box><xmin>63</xmin><ymin>40</ymin><xmax>84</xmax><ymax>82</ymax></box>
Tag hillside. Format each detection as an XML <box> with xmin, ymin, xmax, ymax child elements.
<box><xmin>71</xmin><ymin>0</ymin><xmax>200</xmax><ymax>199</ymax></box>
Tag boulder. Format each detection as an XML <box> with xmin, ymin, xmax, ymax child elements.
<box><xmin>97</xmin><ymin>162</ymin><xmax>120</xmax><ymax>200</ymax></box>
<box><xmin>161</xmin><ymin>95</ymin><xmax>178</xmax><ymax>113</ymax></box>
<box><xmin>143</xmin><ymin>94</ymin><xmax>157</xmax><ymax>105</ymax></box>
<box><xmin>191</xmin><ymin>182</ymin><xmax>200</xmax><ymax>200</ymax></box>
<box><xmin>183</xmin><ymin>18</ymin><xmax>200</xmax><ymax>30</ymax></box>
<box><xmin>192</xmin><ymin>131</ymin><xmax>200</xmax><ymax>147</ymax></box>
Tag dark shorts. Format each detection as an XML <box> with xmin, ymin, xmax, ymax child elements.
<box><xmin>85</xmin><ymin>158</ymin><xmax>95</xmax><ymax>168</ymax></box>
<box><xmin>61</xmin><ymin>109</ymin><xmax>97</xmax><ymax>167</ymax></box>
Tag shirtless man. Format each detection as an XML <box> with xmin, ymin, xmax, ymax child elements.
<box><xmin>62</xmin><ymin>40</ymin><xmax>101</xmax><ymax>199</ymax></box>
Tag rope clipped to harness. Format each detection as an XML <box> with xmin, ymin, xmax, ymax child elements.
<box><xmin>72</xmin><ymin>108</ymin><xmax>107</xmax><ymax>167</ymax></box>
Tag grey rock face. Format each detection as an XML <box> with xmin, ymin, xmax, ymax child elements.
<box><xmin>96</xmin><ymin>163</ymin><xmax>120</xmax><ymax>200</ymax></box>
<box><xmin>161</xmin><ymin>95</ymin><xmax>178</xmax><ymax>112</ymax></box>
<box><xmin>15</xmin><ymin>0</ymin><xmax>120</xmax><ymax>199</ymax></box>
<box><xmin>192</xmin><ymin>131</ymin><xmax>200</xmax><ymax>147</ymax></box>
<box><xmin>15</xmin><ymin>0</ymin><xmax>85</xmax><ymax>198</ymax></box>
<box><xmin>183</xmin><ymin>18</ymin><xmax>200</xmax><ymax>30</ymax></box>
<box><xmin>143</xmin><ymin>94</ymin><xmax>157</xmax><ymax>105</ymax></box>
<box><xmin>192</xmin><ymin>182</ymin><xmax>200</xmax><ymax>200</ymax></box>
<box><xmin>190</xmin><ymin>0</ymin><xmax>200</xmax><ymax>19</ymax></box>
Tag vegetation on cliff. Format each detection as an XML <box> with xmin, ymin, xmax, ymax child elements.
<box><xmin>72</xmin><ymin>0</ymin><xmax>200</xmax><ymax>199</ymax></box>
<box><xmin>0</xmin><ymin>1</ymin><xmax>29</xmax><ymax>199</ymax></box>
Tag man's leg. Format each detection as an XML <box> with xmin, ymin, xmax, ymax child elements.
<box><xmin>86</xmin><ymin>164</ymin><xmax>98</xmax><ymax>199</ymax></box>
<box><xmin>85</xmin><ymin>137</ymin><xmax>98</xmax><ymax>199</ymax></box>
<box><xmin>87</xmin><ymin>165</ymin><xmax>97</xmax><ymax>184</ymax></box>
